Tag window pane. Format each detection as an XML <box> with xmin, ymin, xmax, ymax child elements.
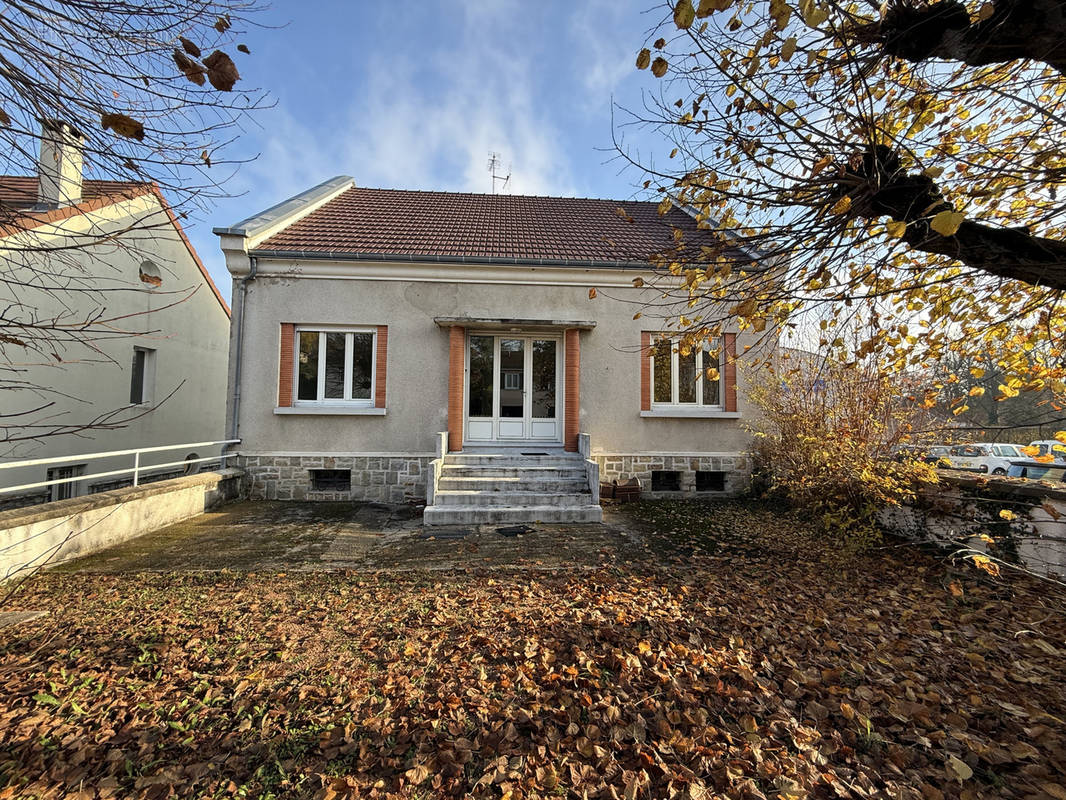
<box><xmin>130</xmin><ymin>349</ymin><xmax>145</xmax><ymax>404</ymax></box>
<box><xmin>678</xmin><ymin>348</ymin><xmax>697</xmax><ymax>403</ymax></box>
<box><xmin>703</xmin><ymin>345</ymin><xmax>720</xmax><ymax>406</ymax></box>
<box><xmin>297</xmin><ymin>331</ymin><xmax>319</xmax><ymax>400</ymax></box>
<box><xmin>653</xmin><ymin>345</ymin><xmax>672</xmax><ymax>403</ymax></box>
<box><xmin>468</xmin><ymin>335</ymin><xmax>494</xmax><ymax>417</ymax></box>
<box><xmin>324</xmin><ymin>333</ymin><xmax>346</xmax><ymax>399</ymax></box>
<box><xmin>499</xmin><ymin>339</ymin><xmax>524</xmax><ymax>418</ymax></box>
<box><xmin>351</xmin><ymin>333</ymin><xmax>373</xmax><ymax>399</ymax></box>
<box><xmin>531</xmin><ymin>340</ymin><xmax>556</xmax><ymax>419</ymax></box>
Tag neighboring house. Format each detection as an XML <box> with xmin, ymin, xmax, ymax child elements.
<box><xmin>0</xmin><ymin>124</ymin><xmax>232</xmax><ymax>507</ymax></box>
<box><xmin>216</xmin><ymin>177</ymin><xmax>766</xmax><ymax>524</ymax></box>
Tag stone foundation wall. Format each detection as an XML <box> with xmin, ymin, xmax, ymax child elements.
<box><xmin>240</xmin><ymin>454</ymin><xmax>430</xmax><ymax>503</ymax></box>
<box><xmin>593</xmin><ymin>453</ymin><xmax>750</xmax><ymax>498</ymax></box>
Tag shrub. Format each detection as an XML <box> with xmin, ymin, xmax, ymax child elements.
<box><xmin>748</xmin><ymin>350</ymin><xmax>940</xmax><ymax>550</ymax></box>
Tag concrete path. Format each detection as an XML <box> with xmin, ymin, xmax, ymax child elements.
<box><xmin>52</xmin><ymin>500</ymin><xmax>649</xmax><ymax>573</ymax></box>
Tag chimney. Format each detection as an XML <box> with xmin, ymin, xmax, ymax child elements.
<box><xmin>36</xmin><ymin>120</ymin><xmax>83</xmax><ymax>208</ymax></box>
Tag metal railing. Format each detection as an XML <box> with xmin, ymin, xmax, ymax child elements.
<box><xmin>0</xmin><ymin>439</ymin><xmax>240</xmax><ymax>497</ymax></box>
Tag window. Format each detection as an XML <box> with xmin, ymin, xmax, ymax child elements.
<box><xmin>696</xmin><ymin>470</ymin><xmax>726</xmax><ymax>491</ymax></box>
<box><xmin>47</xmin><ymin>464</ymin><xmax>84</xmax><ymax>502</ymax></box>
<box><xmin>651</xmin><ymin>470</ymin><xmax>682</xmax><ymax>491</ymax></box>
<box><xmin>296</xmin><ymin>328</ymin><xmax>375</xmax><ymax>405</ymax></box>
<box><xmin>130</xmin><ymin>347</ymin><xmax>156</xmax><ymax>405</ymax></box>
<box><xmin>503</xmin><ymin>370</ymin><xmax>523</xmax><ymax>390</ymax></box>
<box><xmin>311</xmin><ymin>469</ymin><xmax>351</xmax><ymax>491</ymax></box>
<box><xmin>651</xmin><ymin>338</ymin><xmax>723</xmax><ymax>408</ymax></box>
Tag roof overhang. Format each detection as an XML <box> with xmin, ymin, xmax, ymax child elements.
<box><xmin>247</xmin><ymin>248</ymin><xmax>652</xmax><ymax>270</ymax></box>
<box><xmin>434</xmin><ymin>316</ymin><xmax>596</xmax><ymax>331</ymax></box>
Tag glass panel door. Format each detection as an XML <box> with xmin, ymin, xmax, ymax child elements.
<box><xmin>466</xmin><ymin>335</ymin><xmax>495</xmax><ymax>440</ymax></box>
<box><xmin>529</xmin><ymin>339</ymin><xmax>559</xmax><ymax>440</ymax></box>
<box><xmin>464</xmin><ymin>333</ymin><xmax>562</xmax><ymax>443</ymax></box>
<box><xmin>498</xmin><ymin>338</ymin><xmax>526</xmax><ymax>437</ymax></box>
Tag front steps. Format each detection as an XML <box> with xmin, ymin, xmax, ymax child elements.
<box><xmin>424</xmin><ymin>451</ymin><xmax>602</xmax><ymax>526</ymax></box>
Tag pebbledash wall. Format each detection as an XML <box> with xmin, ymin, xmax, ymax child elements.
<box><xmin>226</xmin><ymin>269</ymin><xmax>763</xmax><ymax>504</ymax></box>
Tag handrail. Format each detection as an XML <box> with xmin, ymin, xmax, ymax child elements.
<box><xmin>0</xmin><ymin>439</ymin><xmax>240</xmax><ymax>496</ymax></box>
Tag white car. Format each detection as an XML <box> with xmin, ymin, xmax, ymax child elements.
<box><xmin>1028</xmin><ymin>440</ymin><xmax>1066</xmax><ymax>464</ymax></box>
<box><xmin>946</xmin><ymin>443</ymin><xmax>1026</xmax><ymax>474</ymax></box>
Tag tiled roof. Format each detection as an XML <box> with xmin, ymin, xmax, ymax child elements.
<box><xmin>0</xmin><ymin>175</ymin><xmax>146</xmax><ymax>208</ymax></box>
<box><xmin>256</xmin><ymin>187</ymin><xmax>713</xmax><ymax>265</ymax></box>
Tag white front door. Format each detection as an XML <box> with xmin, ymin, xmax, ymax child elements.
<box><xmin>465</xmin><ymin>333</ymin><xmax>562</xmax><ymax>443</ymax></box>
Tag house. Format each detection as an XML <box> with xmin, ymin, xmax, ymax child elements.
<box><xmin>216</xmin><ymin>177</ymin><xmax>763</xmax><ymax>524</ymax></box>
<box><xmin>0</xmin><ymin>123</ymin><xmax>232</xmax><ymax>507</ymax></box>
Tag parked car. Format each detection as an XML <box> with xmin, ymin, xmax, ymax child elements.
<box><xmin>974</xmin><ymin>442</ymin><xmax>1028</xmax><ymax>474</ymax></box>
<box><xmin>922</xmin><ymin>445</ymin><xmax>952</xmax><ymax>466</ymax></box>
<box><xmin>1028</xmin><ymin>440</ymin><xmax>1066</xmax><ymax>463</ymax></box>
<box><xmin>946</xmin><ymin>444</ymin><xmax>991</xmax><ymax>472</ymax></box>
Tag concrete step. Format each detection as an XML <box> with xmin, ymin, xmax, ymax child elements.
<box><xmin>424</xmin><ymin>504</ymin><xmax>603</xmax><ymax>525</ymax></box>
<box><xmin>437</xmin><ymin>476</ymin><xmax>588</xmax><ymax>492</ymax></box>
<box><xmin>446</xmin><ymin>453</ymin><xmax>580</xmax><ymax>467</ymax></box>
<box><xmin>441</xmin><ymin>465</ymin><xmax>586</xmax><ymax>480</ymax></box>
<box><xmin>434</xmin><ymin>490</ymin><xmax>592</xmax><ymax>507</ymax></box>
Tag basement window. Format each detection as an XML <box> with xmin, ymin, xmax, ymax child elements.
<box><xmin>310</xmin><ymin>469</ymin><xmax>351</xmax><ymax>492</ymax></box>
<box><xmin>696</xmin><ymin>470</ymin><xmax>726</xmax><ymax>492</ymax></box>
<box><xmin>651</xmin><ymin>470</ymin><xmax>681</xmax><ymax>492</ymax></box>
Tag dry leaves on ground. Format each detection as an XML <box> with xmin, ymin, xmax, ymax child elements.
<box><xmin>1</xmin><ymin>501</ymin><xmax>1064</xmax><ymax>799</ymax></box>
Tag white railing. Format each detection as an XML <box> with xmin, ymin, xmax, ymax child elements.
<box><xmin>0</xmin><ymin>439</ymin><xmax>240</xmax><ymax>497</ymax></box>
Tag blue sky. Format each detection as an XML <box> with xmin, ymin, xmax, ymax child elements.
<box><xmin>186</xmin><ymin>1</ymin><xmax>669</xmax><ymax>302</ymax></box>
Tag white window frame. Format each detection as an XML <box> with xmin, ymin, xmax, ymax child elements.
<box><xmin>650</xmin><ymin>338</ymin><xmax>725</xmax><ymax>410</ymax></box>
<box><xmin>293</xmin><ymin>326</ymin><xmax>376</xmax><ymax>407</ymax></box>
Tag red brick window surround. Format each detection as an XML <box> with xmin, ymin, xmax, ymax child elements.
<box><xmin>277</xmin><ymin>324</ymin><xmax>387</xmax><ymax>408</ymax></box>
<box><xmin>641</xmin><ymin>331</ymin><xmax>737</xmax><ymax>412</ymax></box>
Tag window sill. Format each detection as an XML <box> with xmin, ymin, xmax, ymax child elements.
<box><xmin>641</xmin><ymin>409</ymin><xmax>741</xmax><ymax>419</ymax></box>
<box><xmin>274</xmin><ymin>406</ymin><xmax>386</xmax><ymax>416</ymax></box>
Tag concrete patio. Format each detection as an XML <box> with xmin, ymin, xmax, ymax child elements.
<box><xmin>50</xmin><ymin>500</ymin><xmax>650</xmax><ymax>573</ymax></box>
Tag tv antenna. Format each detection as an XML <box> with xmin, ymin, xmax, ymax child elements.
<box><xmin>487</xmin><ymin>152</ymin><xmax>511</xmax><ymax>194</ymax></box>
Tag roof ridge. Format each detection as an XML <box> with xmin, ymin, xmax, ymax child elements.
<box><xmin>342</xmin><ymin>185</ymin><xmax>660</xmax><ymax>205</ymax></box>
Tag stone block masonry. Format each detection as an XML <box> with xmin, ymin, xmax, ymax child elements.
<box><xmin>241</xmin><ymin>454</ymin><xmax>430</xmax><ymax>504</ymax></box>
<box><xmin>593</xmin><ymin>453</ymin><xmax>751</xmax><ymax>498</ymax></box>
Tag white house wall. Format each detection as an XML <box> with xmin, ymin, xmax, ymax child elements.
<box><xmin>1</xmin><ymin>193</ymin><xmax>231</xmax><ymax>501</ymax></box>
<box><xmin>232</xmin><ymin>262</ymin><xmax>763</xmax><ymax>500</ymax></box>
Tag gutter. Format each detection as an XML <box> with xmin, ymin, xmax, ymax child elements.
<box><xmin>246</xmin><ymin>248</ymin><xmax>655</xmax><ymax>270</ymax></box>
<box><xmin>227</xmin><ymin>255</ymin><xmax>257</xmax><ymax>443</ymax></box>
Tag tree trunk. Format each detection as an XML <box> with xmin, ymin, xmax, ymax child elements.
<box><xmin>842</xmin><ymin>144</ymin><xmax>1066</xmax><ymax>290</ymax></box>
<box><xmin>868</xmin><ymin>0</ymin><xmax>1066</xmax><ymax>76</ymax></box>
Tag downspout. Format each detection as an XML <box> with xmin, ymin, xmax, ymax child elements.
<box><xmin>227</xmin><ymin>255</ymin><xmax>257</xmax><ymax>444</ymax></box>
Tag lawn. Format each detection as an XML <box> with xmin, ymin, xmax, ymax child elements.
<box><xmin>1</xmin><ymin>500</ymin><xmax>1064</xmax><ymax>799</ymax></box>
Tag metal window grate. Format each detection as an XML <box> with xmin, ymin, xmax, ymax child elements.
<box><xmin>651</xmin><ymin>470</ymin><xmax>681</xmax><ymax>492</ymax></box>
<box><xmin>695</xmin><ymin>470</ymin><xmax>726</xmax><ymax>492</ymax></box>
<box><xmin>310</xmin><ymin>469</ymin><xmax>351</xmax><ymax>491</ymax></box>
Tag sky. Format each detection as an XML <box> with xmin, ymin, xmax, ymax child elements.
<box><xmin>183</xmin><ymin>0</ymin><xmax>671</xmax><ymax>303</ymax></box>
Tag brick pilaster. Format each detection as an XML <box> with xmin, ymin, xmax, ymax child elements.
<box><xmin>447</xmin><ymin>326</ymin><xmax>465</xmax><ymax>452</ymax></box>
<box><xmin>375</xmin><ymin>325</ymin><xmax>388</xmax><ymax>408</ymax></box>
<box><xmin>564</xmin><ymin>328</ymin><xmax>581</xmax><ymax>452</ymax></box>
<box><xmin>640</xmin><ymin>330</ymin><xmax>652</xmax><ymax>411</ymax></box>
<box><xmin>278</xmin><ymin>323</ymin><xmax>295</xmax><ymax>407</ymax></box>
<box><xmin>723</xmin><ymin>332</ymin><xmax>738</xmax><ymax>412</ymax></box>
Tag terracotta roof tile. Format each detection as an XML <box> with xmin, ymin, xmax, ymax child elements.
<box><xmin>257</xmin><ymin>187</ymin><xmax>713</xmax><ymax>264</ymax></box>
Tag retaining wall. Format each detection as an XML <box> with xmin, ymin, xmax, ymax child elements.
<box><xmin>879</xmin><ymin>470</ymin><xmax>1066</xmax><ymax>578</ymax></box>
<box><xmin>0</xmin><ymin>469</ymin><xmax>243</xmax><ymax>581</ymax></box>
